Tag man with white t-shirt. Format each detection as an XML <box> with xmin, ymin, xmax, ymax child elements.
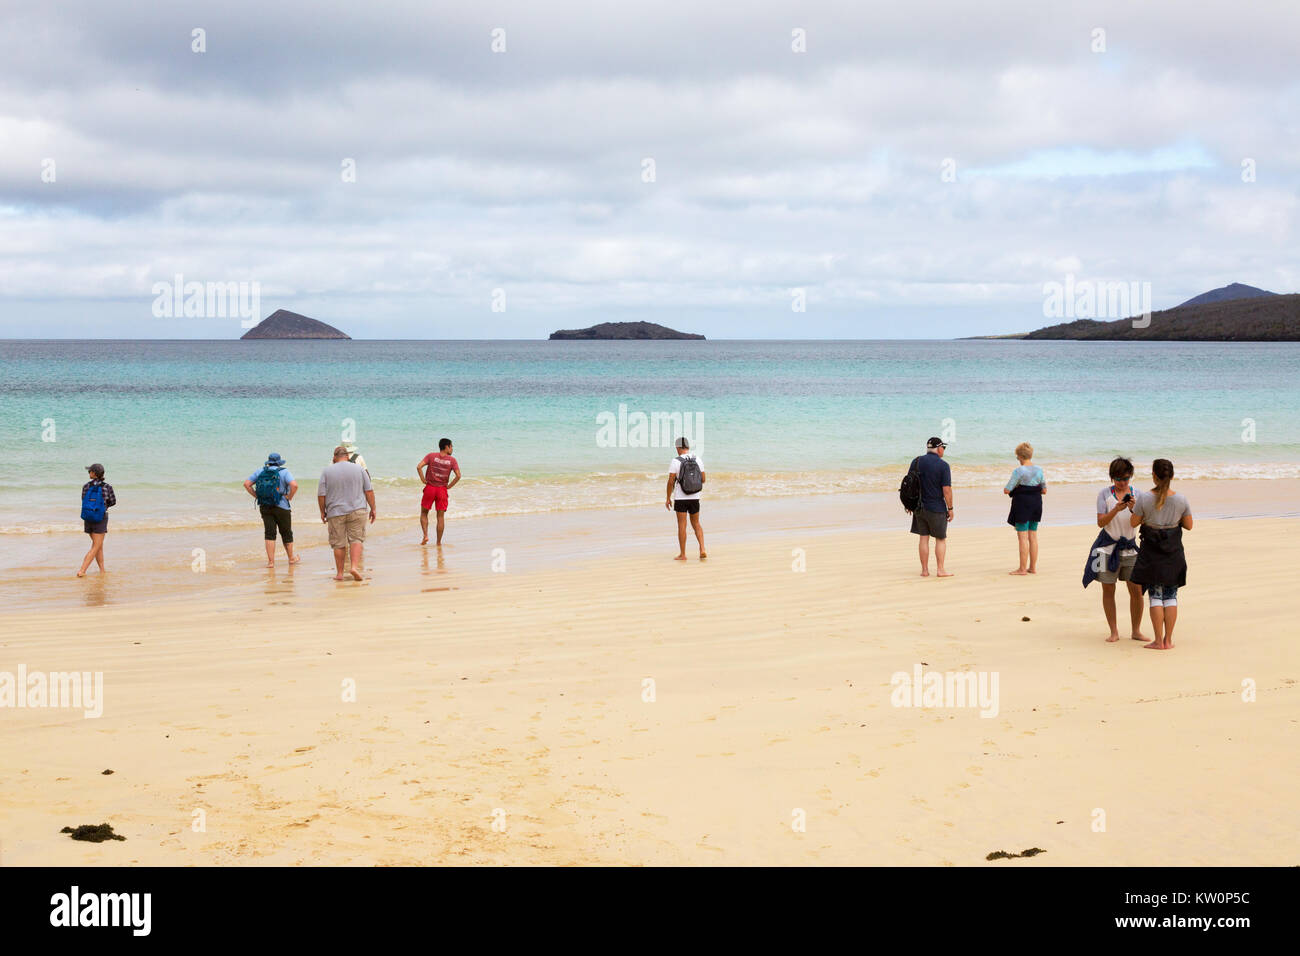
<box><xmin>665</xmin><ymin>436</ymin><xmax>706</xmax><ymax>561</ymax></box>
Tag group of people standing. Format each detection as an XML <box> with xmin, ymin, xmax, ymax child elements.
<box><xmin>243</xmin><ymin>440</ymin><xmax>459</xmax><ymax>581</ymax></box>
<box><xmin>75</xmin><ymin>435</ymin><xmax>1192</xmax><ymax>649</ymax></box>
<box><xmin>904</xmin><ymin>439</ymin><xmax>1192</xmax><ymax>650</ymax></box>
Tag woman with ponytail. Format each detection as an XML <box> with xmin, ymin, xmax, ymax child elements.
<box><xmin>1130</xmin><ymin>459</ymin><xmax>1193</xmax><ymax>649</ymax></box>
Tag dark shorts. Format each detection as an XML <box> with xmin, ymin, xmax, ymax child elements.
<box><xmin>84</xmin><ymin>518</ymin><xmax>108</xmax><ymax>534</ymax></box>
<box><xmin>910</xmin><ymin>508</ymin><xmax>948</xmax><ymax>539</ymax></box>
<box><xmin>260</xmin><ymin>505</ymin><xmax>293</xmax><ymax>543</ymax></box>
<box><xmin>674</xmin><ymin>499</ymin><xmax>700</xmax><ymax>515</ymax></box>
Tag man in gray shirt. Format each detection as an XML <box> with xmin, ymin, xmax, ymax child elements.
<box><xmin>318</xmin><ymin>445</ymin><xmax>376</xmax><ymax>581</ymax></box>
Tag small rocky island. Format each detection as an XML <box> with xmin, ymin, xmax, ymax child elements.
<box><xmin>241</xmin><ymin>310</ymin><xmax>351</xmax><ymax>340</ymax></box>
<box><xmin>549</xmin><ymin>321</ymin><xmax>705</xmax><ymax>340</ymax></box>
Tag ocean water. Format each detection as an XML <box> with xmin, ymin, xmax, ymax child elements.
<box><xmin>1</xmin><ymin>338</ymin><xmax>1298</xmax><ymax>536</ymax></box>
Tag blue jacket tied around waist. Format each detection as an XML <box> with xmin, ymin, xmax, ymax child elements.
<box><xmin>1006</xmin><ymin>483</ymin><xmax>1043</xmax><ymax>528</ymax></box>
<box><xmin>1081</xmin><ymin>529</ymin><xmax>1138</xmax><ymax>588</ymax></box>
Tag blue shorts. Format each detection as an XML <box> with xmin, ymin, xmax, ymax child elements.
<box><xmin>1014</xmin><ymin>521</ymin><xmax>1039</xmax><ymax>532</ymax></box>
<box><xmin>1149</xmin><ymin>584</ymin><xmax>1179</xmax><ymax>607</ymax></box>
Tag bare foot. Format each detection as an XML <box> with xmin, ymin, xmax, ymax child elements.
<box><xmin>699</xmin><ymin>552</ymin><xmax>707</xmax><ymax>559</ymax></box>
<box><xmin>1143</xmin><ymin>640</ymin><xmax>1162</xmax><ymax>649</ymax></box>
<box><xmin>350</xmin><ymin>568</ymin><xmax>365</xmax><ymax>581</ymax></box>
<box><xmin>1009</xmin><ymin>569</ymin><xmax>1028</xmax><ymax>575</ymax></box>
<box><xmin>1105</xmin><ymin>634</ymin><xmax>1119</xmax><ymax>643</ymax></box>
<box><xmin>1027</xmin><ymin>568</ymin><xmax>1037</xmax><ymax>574</ymax></box>
<box><xmin>76</xmin><ymin>571</ymin><xmax>86</xmax><ymax>578</ymax></box>
<box><xmin>920</xmin><ymin>569</ymin><xmax>930</xmax><ymax>577</ymax></box>
<box><xmin>1130</xmin><ymin>633</ymin><xmax>1146</xmax><ymax>641</ymax></box>
<box><xmin>333</xmin><ymin>574</ymin><xmax>345</xmax><ymax>581</ymax></box>
<box><xmin>265</xmin><ymin>561</ymin><xmax>275</xmax><ymax>568</ymax></box>
<box><xmin>936</xmin><ymin>570</ymin><xmax>953</xmax><ymax>577</ymax></box>
<box><xmin>674</xmin><ymin>554</ymin><xmax>687</xmax><ymax>561</ymax></box>
<box><xmin>420</xmin><ymin>538</ymin><xmax>428</xmax><ymax>546</ymax></box>
<box><xmin>289</xmin><ymin>556</ymin><xmax>301</xmax><ymax>565</ymax></box>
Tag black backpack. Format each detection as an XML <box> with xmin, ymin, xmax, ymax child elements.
<box><xmin>899</xmin><ymin>456</ymin><xmax>921</xmax><ymax>512</ymax></box>
<box><xmin>675</xmin><ymin>456</ymin><xmax>703</xmax><ymax>495</ymax></box>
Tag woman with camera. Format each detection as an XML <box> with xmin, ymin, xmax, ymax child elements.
<box><xmin>1084</xmin><ymin>457</ymin><xmax>1146</xmax><ymax>643</ymax></box>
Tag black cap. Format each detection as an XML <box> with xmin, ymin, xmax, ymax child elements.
<box><xmin>86</xmin><ymin>463</ymin><xmax>105</xmax><ymax>477</ymax></box>
<box><xmin>926</xmin><ymin>437</ymin><xmax>946</xmax><ymax>449</ymax></box>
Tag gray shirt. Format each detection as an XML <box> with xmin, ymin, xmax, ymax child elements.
<box><xmin>1134</xmin><ymin>490</ymin><xmax>1191</xmax><ymax>529</ymax></box>
<box><xmin>318</xmin><ymin>460</ymin><xmax>373</xmax><ymax>518</ymax></box>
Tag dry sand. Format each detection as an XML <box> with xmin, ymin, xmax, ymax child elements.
<box><xmin>1</xmin><ymin>510</ymin><xmax>1296</xmax><ymax>866</ymax></box>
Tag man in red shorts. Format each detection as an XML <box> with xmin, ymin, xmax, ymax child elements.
<box><xmin>416</xmin><ymin>438</ymin><xmax>460</xmax><ymax>546</ymax></box>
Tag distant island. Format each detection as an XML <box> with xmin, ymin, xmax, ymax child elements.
<box><xmin>971</xmin><ymin>283</ymin><xmax>1297</xmax><ymax>341</ymax></box>
<box><xmin>549</xmin><ymin>321</ymin><xmax>705</xmax><ymax>340</ymax></box>
<box><xmin>241</xmin><ymin>310</ymin><xmax>351</xmax><ymax>340</ymax></box>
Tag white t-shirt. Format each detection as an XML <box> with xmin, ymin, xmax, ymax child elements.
<box><xmin>669</xmin><ymin>454</ymin><xmax>704</xmax><ymax>501</ymax></box>
<box><xmin>1095</xmin><ymin>487</ymin><xmax>1135</xmax><ymax>556</ymax></box>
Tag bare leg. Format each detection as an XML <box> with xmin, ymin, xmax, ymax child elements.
<box><xmin>1102</xmin><ymin>582</ymin><xmax>1119</xmax><ymax>641</ymax></box>
<box><xmin>935</xmin><ymin>537</ymin><xmax>951</xmax><ymax>577</ymax></box>
<box><xmin>264</xmin><ymin>538</ymin><xmax>275</xmax><ymax>567</ymax></box>
<box><xmin>689</xmin><ymin>513</ymin><xmax>706</xmax><ymax>558</ymax></box>
<box><xmin>77</xmin><ymin>533</ymin><xmax>106</xmax><ymax>576</ymax></box>
<box><xmin>285</xmin><ymin>541</ymin><xmax>299</xmax><ymax>564</ymax></box>
<box><xmin>1145</xmin><ymin>604</ymin><xmax>1165</xmax><ymax>648</ymax></box>
<box><xmin>918</xmin><ymin>535</ymin><xmax>930</xmax><ymax>576</ymax></box>
<box><xmin>1161</xmin><ymin>606</ymin><xmax>1177</xmax><ymax>648</ymax></box>
<box><xmin>1010</xmin><ymin>530</ymin><xmax>1029</xmax><ymax>574</ymax></box>
<box><xmin>1126</xmin><ymin>582</ymin><xmax>1145</xmax><ymax>640</ymax></box>
<box><xmin>435</xmin><ymin>511</ymin><xmax>446</xmax><ymax>546</ymax></box>
<box><xmin>419</xmin><ymin>508</ymin><xmax>429</xmax><ymax>546</ymax></box>
<box><xmin>332</xmin><ymin>547</ymin><xmax>346</xmax><ymax>581</ymax></box>
<box><xmin>1027</xmin><ymin>530</ymin><xmax>1038</xmax><ymax>573</ymax></box>
<box><xmin>674</xmin><ymin>511</ymin><xmax>688</xmax><ymax>560</ymax></box>
<box><xmin>349</xmin><ymin>541</ymin><xmax>365</xmax><ymax>580</ymax></box>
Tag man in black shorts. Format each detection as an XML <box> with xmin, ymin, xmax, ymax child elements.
<box><xmin>244</xmin><ymin>453</ymin><xmax>300</xmax><ymax>567</ymax></box>
<box><xmin>908</xmin><ymin>437</ymin><xmax>954</xmax><ymax>577</ymax></box>
<box><xmin>666</xmin><ymin>437</ymin><xmax>706</xmax><ymax>561</ymax></box>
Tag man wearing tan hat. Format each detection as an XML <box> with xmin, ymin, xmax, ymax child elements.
<box><xmin>318</xmin><ymin>445</ymin><xmax>376</xmax><ymax>581</ymax></box>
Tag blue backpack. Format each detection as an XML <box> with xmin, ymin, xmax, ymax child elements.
<box><xmin>81</xmin><ymin>482</ymin><xmax>107</xmax><ymax>522</ymax></box>
<box><xmin>254</xmin><ymin>467</ymin><xmax>284</xmax><ymax>507</ymax></box>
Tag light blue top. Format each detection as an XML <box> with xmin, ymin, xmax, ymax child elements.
<box><xmin>249</xmin><ymin>467</ymin><xmax>295</xmax><ymax>509</ymax></box>
<box><xmin>1004</xmin><ymin>464</ymin><xmax>1045</xmax><ymax>492</ymax></box>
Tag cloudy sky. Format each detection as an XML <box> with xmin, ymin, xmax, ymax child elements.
<box><xmin>1</xmin><ymin>0</ymin><xmax>1296</xmax><ymax>338</ymax></box>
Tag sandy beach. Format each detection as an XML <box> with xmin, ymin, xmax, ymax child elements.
<box><xmin>2</xmin><ymin>491</ymin><xmax>1295</xmax><ymax>866</ymax></box>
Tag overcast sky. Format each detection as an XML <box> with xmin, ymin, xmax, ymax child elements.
<box><xmin>1</xmin><ymin>0</ymin><xmax>1296</xmax><ymax>338</ymax></box>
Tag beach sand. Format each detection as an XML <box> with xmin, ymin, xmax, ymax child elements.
<box><xmin>1</xmin><ymin>492</ymin><xmax>1296</xmax><ymax>866</ymax></box>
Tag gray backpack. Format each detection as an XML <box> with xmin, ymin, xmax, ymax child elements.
<box><xmin>675</xmin><ymin>456</ymin><xmax>703</xmax><ymax>495</ymax></box>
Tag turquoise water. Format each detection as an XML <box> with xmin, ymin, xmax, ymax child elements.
<box><xmin>2</xmin><ymin>339</ymin><xmax>1298</xmax><ymax>534</ymax></box>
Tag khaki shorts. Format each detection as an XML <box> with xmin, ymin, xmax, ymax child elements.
<box><xmin>327</xmin><ymin>509</ymin><xmax>368</xmax><ymax>549</ymax></box>
<box><xmin>1095</xmin><ymin>550</ymin><xmax>1137</xmax><ymax>584</ymax></box>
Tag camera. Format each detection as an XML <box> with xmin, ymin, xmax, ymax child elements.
<box><xmin>1123</xmin><ymin>493</ymin><xmax>1133</xmax><ymax>503</ymax></box>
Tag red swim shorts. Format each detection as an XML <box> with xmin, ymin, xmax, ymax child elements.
<box><xmin>421</xmin><ymin>484</ymin><xmax>449</xmax><ymax>512</ymax></box>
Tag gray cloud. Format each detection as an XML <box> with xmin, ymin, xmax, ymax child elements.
<box><xmin>1</xmin><ymin>0</ymin><xmax>1297</xmax><ymax>337</ymax></box>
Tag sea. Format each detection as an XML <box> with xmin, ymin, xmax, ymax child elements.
<box><xmin>3</xmin><ymin>338</ymin><xmax>1298</xmax><ymax>537</ymax></box>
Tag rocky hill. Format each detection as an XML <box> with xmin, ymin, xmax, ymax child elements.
<box><xmin>241</xmin><ymin>310</ymin><xmax>350</xmax><ymax>340</ymax></box>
